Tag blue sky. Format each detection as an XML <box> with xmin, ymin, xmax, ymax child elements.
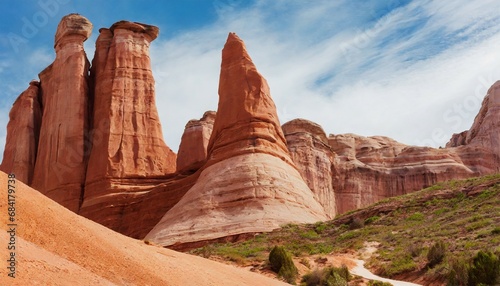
<box><xmin>1</xmin><ymin>0</ymin><xmax>500</xmax><ymax>161</ymax></box>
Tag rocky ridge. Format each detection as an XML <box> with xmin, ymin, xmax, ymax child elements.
<box><xmin>1</xmin><ymin>14</ymin><xmax>499</xmax><ymax>247</ymax></box>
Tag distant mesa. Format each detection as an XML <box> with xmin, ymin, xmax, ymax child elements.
<box><xmin>1</xmin><ymin>14</ymin><xmax>499</xmax><ymax>248</ymax></box>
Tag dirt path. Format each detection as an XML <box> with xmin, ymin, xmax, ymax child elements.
<box><xmin>350</xmin><ymin>259</ymin><xmax>422</xmax><ymax>286</ymax></box>
<box><xmin>348</xmin><ymin>241</ymin><xmax>422</xmax><ymax>286</ymax></box>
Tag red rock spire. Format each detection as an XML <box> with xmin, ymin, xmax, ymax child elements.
<box><xmin>80</xmin><ymin>20</ymin><xmax>177</xmax><ymax>227</ymax></box>
<box><xmin>206</xmin><ymin>32</ymin><xmax>293</xmax><ymax>167</ymax></box>
<box><xmin>145</xmin><ymin>33</ymin><xmax>327</xmax><ymax>247</ymax></box>
<box><xmin>31</xmin><ymin>14</ymin><xmax>92</xmax><ymax>212</ymax></box>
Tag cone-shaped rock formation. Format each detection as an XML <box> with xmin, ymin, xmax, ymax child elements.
<box><xmin>145</xmin><ymin>33</ymin><xmax>327</xmax><ymax>247</ymax></box>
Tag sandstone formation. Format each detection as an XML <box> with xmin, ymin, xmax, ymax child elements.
<box><xmin>283</xmin><ymin>119</ymin><xmax>337</xmax><ymax>218</ymax></box>
<box><xmin>447</xmin><ymin>81</ymin><xmax>500</xmax><ymax>173</ymax></box>
<box><xmin>0</xmin><ymin>81</ymin><xmax>41</xmax><ymax>184</ymax></box>
<box><xmin>330</xmin><ymin>134</ymin><xmax>476</xmax><ymax>213</ymax></box>
<box><xmin>176</xmin><ymin>111</ymin><xmax>216</xmax><ymax>173</ymax></box>
<box><xmin>30</xmin><ymin>13</ymin><xmax>92</xmax><ymax>212</ymax></box>
<box><xmin>0</xmin><ymin>171</ymin><xmax>288</xmax><ymax>286</ymax></box>
<box><xmin>145</xmin><ymin>33</ymin><xmax>327</xmax><ymax>247</ymax></box>
<box><xmin>0</xmin><ymin>15</ymin><xmax>180</xmax><ymax>233</ymax></box>
<box><xmin>2</xmin><ymin>12</ymin><xmax>500</xmax><ymax>250</ymax></box>
<box><xmin>80</xmin><ymin>21</ymin><xmax>177</xmax><ymax>230</ymax></box>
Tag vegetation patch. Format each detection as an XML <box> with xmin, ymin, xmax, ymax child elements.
<box><xmin>301</xmin><ymin>265</ymin><xmax>350</xmax><ymax>286</ymax></box>
<box><xmin>188</xmin><ymin>174</ymin><xmax>500</xmax><ymax>285</ymax></box>
<box><xmin>269</xmin><ymin>245</ymin><xmax>298</xmax><ymax>284</ymax></box>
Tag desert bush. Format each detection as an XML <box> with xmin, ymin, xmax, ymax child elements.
<box><xmin>407</xmin><ymin>244</ymin><xmax>423</xmax><ymax>258</ymax></box>
<box><xmin>492</xmin><ymin>227</ymin><xmax>500</xmax><ymax>235</ymax></box>
<box><xmin>364</xmin><ymin>215</ymin><xmax>381</xmax><ymax>225</ymax></box>
<box><xmin>407</xmin><ymin>212</ymin><xmax>425</xmax><ymax>221</ymax></box>
<box><xmin>427</xmin><ymin>240</ymin><xmax>446</xmax><ymax>268</ymax></box>
<box><xmin>468</xmin><ymin>250</ymin><xmax>500</xmax><ymax>286</ymax></box>
<box><xmin>314</xmin><ymin>222</ymin><xmax>327</xmax><ymax>234</ymax></box>
<box><xmin>301</xmin><ymin>265</ymin><xmax>350</xmax><ymax>286</ymax></box>
<box><xmin>269</xmin><ymin>245</ymin><xmax>298</xmax><ymax>284</ymax></box>
<box><xmin>447</xmin><ymin>257</ymin><xmax>469</xmax><ymax>286</ymax></box>
<box><xmin>349</xmin><ymin>217</ymin><xmax>365</xmax><ymax>229</ymax></box>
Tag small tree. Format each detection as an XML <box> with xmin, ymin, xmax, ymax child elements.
<box><xmin>468</xmin><ymin>251</ymin><xmax>500</xmax><ymax>286</ymax></box>
<box><xmin>427</xmin><ymin>240</ymin><xmax>446</xmax><ymax>268</ymax></box>
<box><xmin>269</xmin><ymin>245</ymin><xmax>298</xmax><ymax>284</ymax></box>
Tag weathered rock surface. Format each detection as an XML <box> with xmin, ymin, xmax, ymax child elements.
<box><xmin>447</xmin><ymin>81</ymin><xmax>500</xmax><ymax>173</ymax></box>
<box><xmin>176</xmin><ymin>111</ymin><xmax>216</xmax><ymax>173</ymax></box>
<box><xmin>283</xmin><ymin>119</ymin><xmax>337</xmax><ymax>218</ymax></box>
<box><xmin>80</xmin><ymin>21</ymin><xmax>177</xmax><ymax>228</ymax></box>
<box><xmin>145</xmin><ymin>33</ymin><xmax>327</xmax><ymax>247</ymax></box>
<box><xmin>330</xmin><ymin>134</ymin><xmax>476</xmax><ymax>213</ymax></box>
<box><xmin>31</xmin><ymin>14</ymin><xmax>92</xmax><ymax>212</ymax></box>
<box><xmin>0</xmin><ymin>81</ymin><xmax>42</xmax><ymax>184</ymax></box>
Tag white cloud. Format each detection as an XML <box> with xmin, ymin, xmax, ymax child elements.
<box><xmin>150</xmin><ymin>0</ymin><xmax>500</xmax><ymax>152</ymax></box>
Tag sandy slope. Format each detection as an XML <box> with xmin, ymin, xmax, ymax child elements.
<box><xmin>0</xmin><ymin>171</ymin><xmax>287</xmax><ymax>285</ymax></box>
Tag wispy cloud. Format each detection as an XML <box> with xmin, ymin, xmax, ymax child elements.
<box><xmin>152</xmin><ymin>0</ymin><xmax>500</xmax><ymax>151</ymax></box>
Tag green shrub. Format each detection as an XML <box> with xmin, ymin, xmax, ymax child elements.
<box><xmin>492</xmin><ymin>227</ymin><xmax>500</xmax><ymax>235</ymax></box>
<box><xmin>365</xmin><ymin>216</ymin><xmax>381</xmax><ymax>225</ymax></box>
<box><xmin>269</xmin><ymin>245</ymin><xmax>298</xmax><ymax>284</ymax></box>
<box><xmin>314</xmin><ymin>222</ymin><xmax>327</xmax><ymax>234</ymax></box>
<box><xmin>468</xmin><ymin>251</ymin><xmax>500</xmax><ymax>286</ymax></box>
<box><xmin>301</xmin><ymin>265</ymin><xmax>350</xmax><ymax>286</ymax></box>
<box><xmin>427</xmin><ymin>241</ymin><xmax>446</xmax><ymax>268</ymax></box>
<box><xmin>383</xmin><ymin>255</ymin><xmax>417</xmax><ymax>276</ymax></box>
<box><xmin>447</xmin><ymin>257</ymin><xmax>469</xmax><ymax>286</ymax></box>
<box><xmin>300</xmin><ymin>230</ymin><xmax>320</xmax><ymax>239</ymax></box>
<box><xmin>349</xmin><ymin>217</ymin><xmax>365</xmax><ymax>229</ymax></box>
<box><xmin>407</xmin><ymin>244</ymin><xmax>423</xmax><ymax>258</ymax></box>
<box><xmin>407</xmin><ymin>212</ymin><xmax>425</xmax><ymax>221</ymax></box>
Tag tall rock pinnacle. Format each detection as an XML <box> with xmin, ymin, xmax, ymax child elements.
<box><xmin>206</xmin><ymin>33</ymin><xmax>293</xmax><ymax>167</ymax></box>
<box><xmin>80</xmin><ymin>21</ymin><xmax>177</xmax><ymax>228</ymax></box>
<box><xmin>0</xmin><ymin>81</ymin><xmax>42</xmax><ymax>184</ymax></box>
<box><xmin>145</xmin><ymin>33</ymin><xmax>327</xmax><ymax>247</ymax></box>
<box><xmin>31</xmin><ymin>14</ymin><xmax>92</xmax><ymax>212</ymax></box>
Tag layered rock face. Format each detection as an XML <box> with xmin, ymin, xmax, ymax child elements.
<box><xmin>145</xmin><ymin>33</ymin><xmax>327</xmax><ymax>247</ymax></box>
<box><xmin>31</xmin><ymin>14</ymin><xmax>92</xmax><ymax>212</ymax></box>
<box><xmin>447</xmin><ymin>81</ymin><xmax>500</xmax><ymax>173</ymax></box>
<box><xmin>176</xmin><ymin>111</ymin><xmax>216</xmax><ymax>173</ymax></box>
<box><xmin>81</xmin><ymin>21</ymin><xmax>177</xmax><ymax>229</ymax></box>
<box><xmin>330</xmin><ymin>134</ymin><xmax>476</xmax><ymax>213</ymax></box>
<box><xmin>0</xmin><ymin>81</ymin><xmax>42</xmax><ymax>184</ymax></box>
<box><xmin>283</xmin><ymin>119</ymin><xmax>337</xmax><ymax>218</ymax></box>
